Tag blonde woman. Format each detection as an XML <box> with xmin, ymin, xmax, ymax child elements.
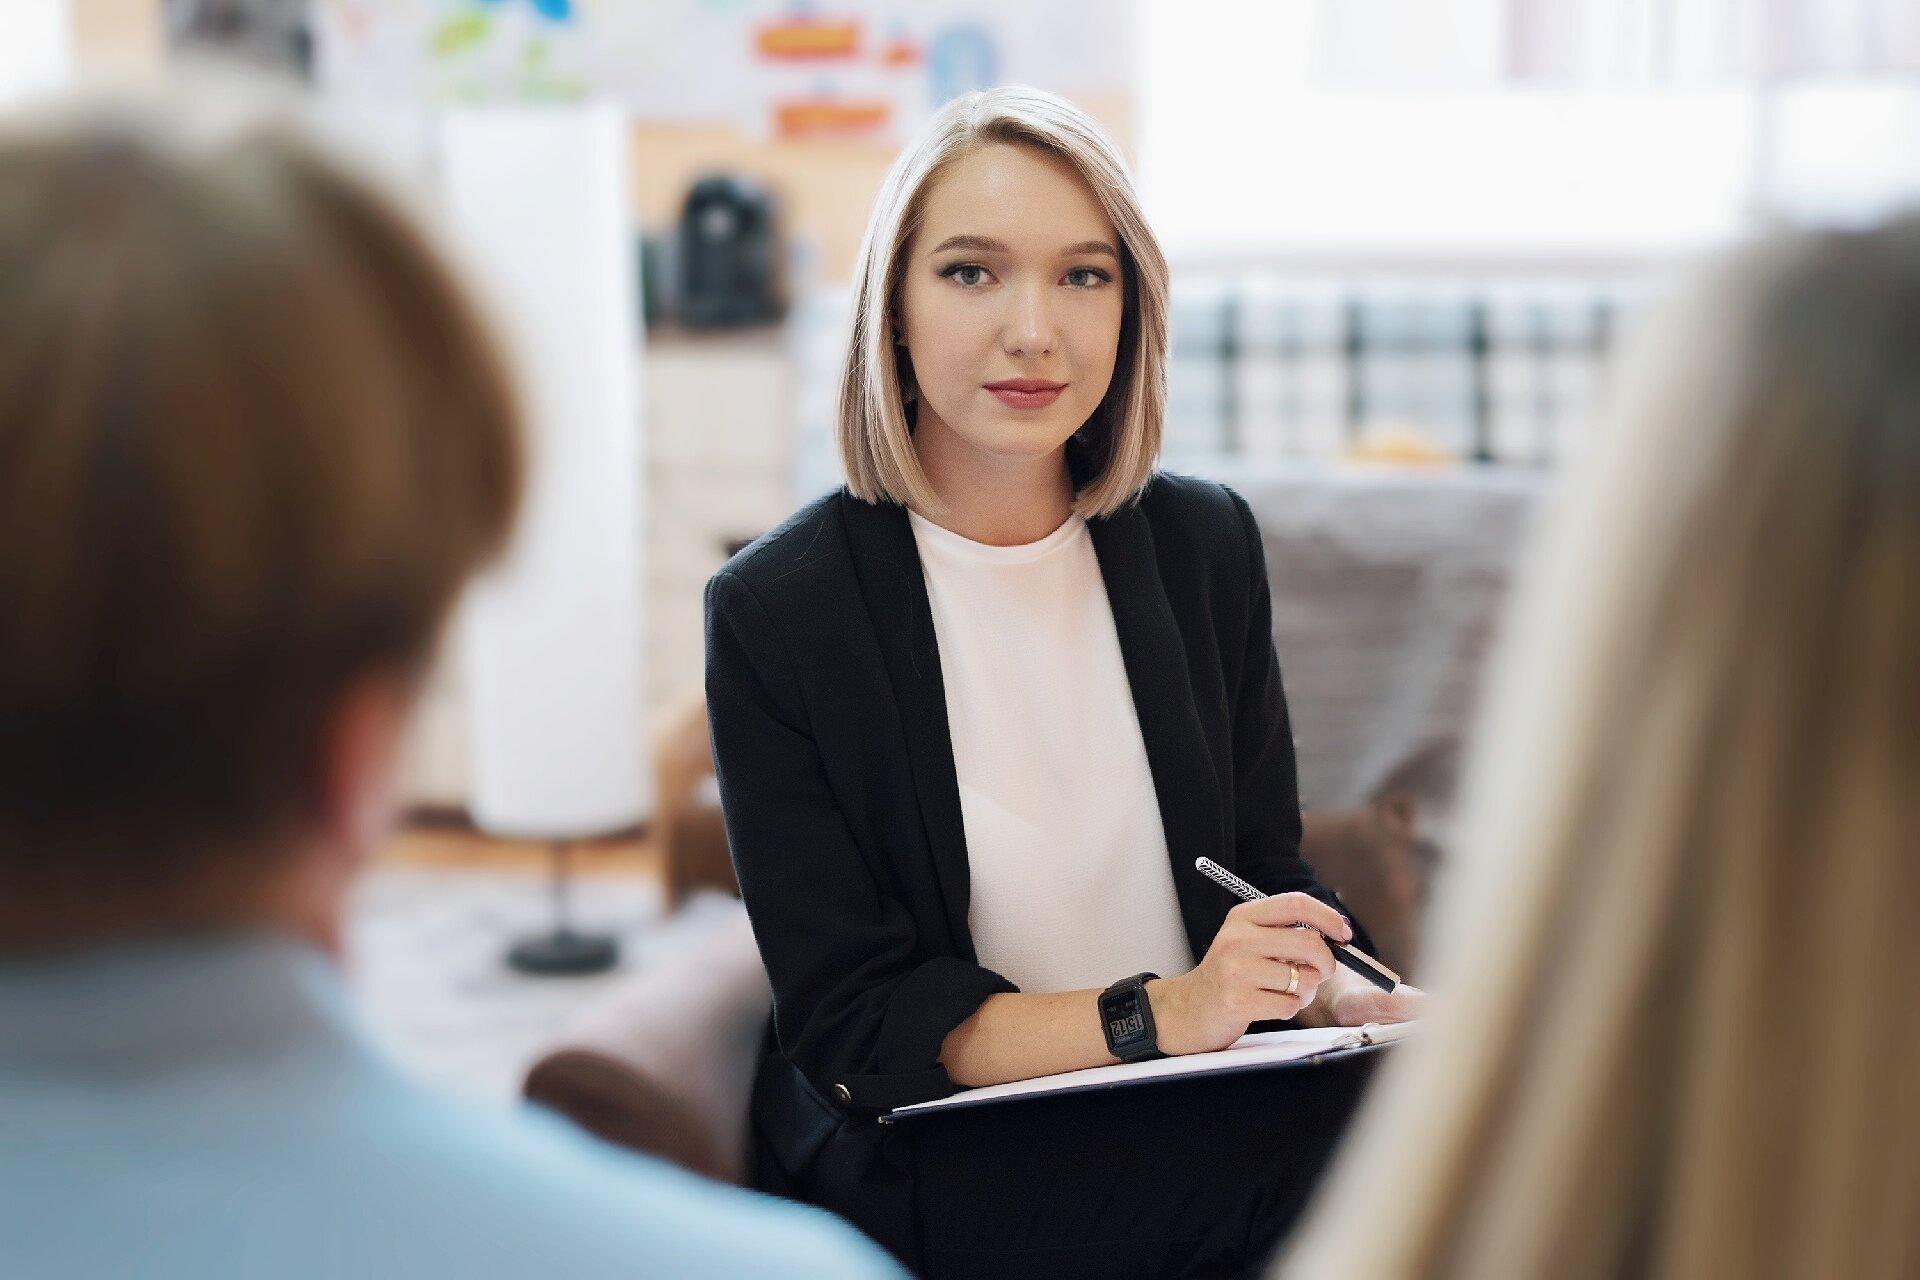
<box><xmin>1281</xmin><ymin>218</ymin><xmax>1920</xmax><ymax>1278</ymax></box>
<box><xmin>706</xmin><ymin>86</ymin><xmax>1421</xmax><ymax>1278</ymax></box>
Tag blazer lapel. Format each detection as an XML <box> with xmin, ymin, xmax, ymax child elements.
<box><xmin>837</xmin><ymin>492</ymin><xmax>980</xmax><ymax>959</ymax></box>
<box><xmin>1086</xmin><ymin>497</ymin><xmax>1231</xmax><ymax>952</ymax></box>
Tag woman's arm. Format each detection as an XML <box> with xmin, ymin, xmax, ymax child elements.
<box><xmin>941</xmin><ymin>893</ymin><xmax>1351</xmax><ymax>1087</ymax></box>
<box><xmin>937</xmin><ymin>987</ymin><xmax>1114</xmax><ymax>1087</ymax></box>
<box><xmin>706</xmin><ymin>568</ymin><xmax>1016</xmax><ymax>1113</ymax></box>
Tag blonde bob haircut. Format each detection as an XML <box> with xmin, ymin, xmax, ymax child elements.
<box><xmin>837</xmin><ymin>85</ymin><xmax>1168</xmax><ymax>520</ymax></box>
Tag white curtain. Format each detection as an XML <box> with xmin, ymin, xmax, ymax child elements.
<box><xmin>1506</xmin><ymin>0</ymin><xmax>1920</xmax><ymax>82</ymax></box>
<box><xmin>1</xmin><ymin>0</ymin><xmax>71</xmax><ymax>106</ymax></box>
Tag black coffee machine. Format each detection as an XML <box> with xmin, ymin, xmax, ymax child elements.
<box><xmin>676</xmin><ymin>174</ymin><xmax>785</xmax><ymax>329</ymax></box>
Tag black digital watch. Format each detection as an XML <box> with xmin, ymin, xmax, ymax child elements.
<box><xmin>1099</xmin><ymin>971</ymin><xmax>1164</xmax><ymax>1063</ymax></box>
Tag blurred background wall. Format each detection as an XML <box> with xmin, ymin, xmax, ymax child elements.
<box><xmin>19</xmin><ymin>0</ymin><xmax>1920</xmax><ymax>826</ymax></box>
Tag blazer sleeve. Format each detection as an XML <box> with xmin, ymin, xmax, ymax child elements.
<box><xmin>1223</xmin><ymin>489</ymin><xmax>1377</xmax><ymax>953</ymax></box>
<box><xmin>704</xmin><ymin>568</ymin><xmax>1018</xmax><ymax>1115</ymax></box>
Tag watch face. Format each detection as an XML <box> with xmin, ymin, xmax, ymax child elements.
<box><xmin>1103</xmin><ymin>990</ymin><xmax>1150</xmax><ymax>1050</ymax></box>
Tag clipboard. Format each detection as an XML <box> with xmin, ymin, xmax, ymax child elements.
<box><xmin>879</xmin><ymin>1022</ymin><xmax>1413</xmax><ymax>1124</ymax></box>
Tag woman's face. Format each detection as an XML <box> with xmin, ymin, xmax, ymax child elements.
<box><xmin>896</xmin><ymin>142</ymin><xmax>1125</xmax><ymax>470</ymax></box>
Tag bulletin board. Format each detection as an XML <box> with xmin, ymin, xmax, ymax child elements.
<box><xmin>312</xmin><ymin>0</ymin><xmax>1133</xmax><ymax>144</ymax></box>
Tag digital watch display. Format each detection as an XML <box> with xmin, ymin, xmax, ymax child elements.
<box><xmin>1099</xmin><ymin>971</ymin><xmax>1163</xmax><ymax>1063</ymax></box>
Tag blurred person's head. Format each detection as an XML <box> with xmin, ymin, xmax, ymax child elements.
<box><xmin>0</xmin><ymin>105</ymin><xmax>522</xmax><ymax>955</ymax></box>
<box><xmin>837</xmin><ymin>84</ymin><xmax>1168</xmax><ymax>520</ymax></box>
<box><xmin>1284</xmin><ymin>215</ymin><xmax>1920</xmax><ymax>1278</ymax></box>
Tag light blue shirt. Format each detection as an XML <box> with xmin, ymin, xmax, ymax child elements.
<box><xmin>0</xmin><ymin>932</ymin><xmax>906</xmax><ymax>1279</ymax></box>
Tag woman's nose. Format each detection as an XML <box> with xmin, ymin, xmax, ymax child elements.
<box><xmin>1003</xmin><ymin>282</ymin><xmax>1056</xmax><ymax>358</ymax></box>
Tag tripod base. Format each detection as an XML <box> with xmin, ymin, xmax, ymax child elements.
<box><xmin>506</xmin><ymin>929</ymin><xmax>619</xmax><ymax>976</ymax></box>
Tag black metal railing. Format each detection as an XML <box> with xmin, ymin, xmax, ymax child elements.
<box><xmin>1164</xmin><ymin>278</ymin><xmax>1650</xmax><ymax>466</ymax></box>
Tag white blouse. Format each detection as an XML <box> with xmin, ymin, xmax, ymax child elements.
<box><xmin>908</xmin><ymin>508</ymin><xmax>1197</xmax><ymax>995</ymax></box>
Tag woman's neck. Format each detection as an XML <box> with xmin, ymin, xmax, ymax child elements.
<box><xmin>911</xmin><ymin>414</ymin><xmax>1075</xmax><ymax>547</ymax></box>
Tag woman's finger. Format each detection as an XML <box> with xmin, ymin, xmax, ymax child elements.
<box><xmin>1245</xmin><ymin>928</ymin><xmax>1336</xmax><ymax>982</ymax></box>
<box><xmin>1244</xmin><ymin>891</ymin><xmax>1351</xmax><ymax>940</ymax></box>
<box><xmin>1252</xmin><ymin>953</ymin><xmax>1324</xmax><ymax>1002</ymax></box>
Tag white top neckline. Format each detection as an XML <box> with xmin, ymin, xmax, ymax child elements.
<box><xmin>906</xmin><ymin>508</ymin><xmax>1086</xmax><ymax>566</ymax></box>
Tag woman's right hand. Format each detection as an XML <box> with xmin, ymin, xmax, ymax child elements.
<box><xmin>1146</xmin><ymin>893</ymin><xmax>1350</xmax><ymax>1055</ymax></box>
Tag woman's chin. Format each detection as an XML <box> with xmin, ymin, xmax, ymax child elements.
<box><xmin>957</xmin><ymin>418</ymin><xmax>1079</xmax><ymax>461</ymax></box>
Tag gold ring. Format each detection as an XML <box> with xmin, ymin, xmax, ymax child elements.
<box><xmin>1285</xmin><ymin>962</ymin><xmax>1301</xmax><ymax>997</ymax></box>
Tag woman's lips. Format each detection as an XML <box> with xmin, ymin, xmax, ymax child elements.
<box><xmin>984</xmin><ymin>379</ymin><xmax>1066</xmax><ymax>409</ymax></box>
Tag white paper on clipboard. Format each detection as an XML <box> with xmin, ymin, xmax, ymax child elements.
<box><xmin>880</xmin><ymin>1022</ymin><xmax>1415</xmax><ymax>1123</ymax></box>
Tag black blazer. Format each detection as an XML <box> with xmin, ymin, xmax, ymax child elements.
<box><xmin>704</xmin><ymin>467</ymin><xmax>1360</xmax><ymax>1259</ymax></box>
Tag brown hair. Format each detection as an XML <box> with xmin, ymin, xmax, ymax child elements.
<box><xmin>837</xmin><ymin>85</ymin><xmax>1168</xmax><ymax>520</ymax></box>
<box><xmin>1284</xmin><ymin>218</ymin><xmax>1920</xmax><ymax>1278</ymax></box>
<box><xmin>0</xmin><ymin>107</ymin><xmax>522</xmax><ymax>924</ymax></box>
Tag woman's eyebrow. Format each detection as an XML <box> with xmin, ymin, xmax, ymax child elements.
<box><xmin>1060</xmin><ymin>240</ymin><xmax>1120</xmax><ymax>259</ymax></box>
<box><xmin>928</xmin><ymin>234</ymin><xmax>1008</xmax><ymax>255</ymax></box>
<box><xmin>928</xmin><ymin>233</ymin><xmax>1119</xmax><ymax>260</ymax></box>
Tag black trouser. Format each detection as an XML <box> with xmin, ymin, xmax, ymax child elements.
<box><xmin>900</xmin><ymin>1050</ymin><xmax>1378</xmax><ymax>1280</ymax></box>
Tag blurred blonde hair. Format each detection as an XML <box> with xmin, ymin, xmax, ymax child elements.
<box><xmin>837</xmin><ymin>85</ymin><xmax>1168</xmax><ymax>520</ymax></box>
<box><xmin>0</xmin><ymin>99</ymin><xmax>522</xmax><ymax>939</ymax></box>
<box><xmin>1284</xmin><ymin>217</ymin><xmax>1920</xmax><ymax>1278</ymax></box>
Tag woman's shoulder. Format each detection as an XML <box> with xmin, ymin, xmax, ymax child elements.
<box><xmin>714</xmin><ymin>489</ymin><xmax>842</xmax><ymax>576</ymax></box>
<box><xmin>706</xmin><ymin>488</ymin><xmax>868</xmax><ymax>624</ymax></box>
<box><xmin>1131</xmin><ymin>468</ymin><xmax>1259</xmax><ymax>552</ymax></box>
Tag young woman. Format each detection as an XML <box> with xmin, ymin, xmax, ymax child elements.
<box><xmin>706</xmin><ymin>86</ymin><xmax>1421</xmax><ymax>1278</ymax></box>
<box><xmin>1282</xmin><ymin>217</ymin><xmax>1920</xmax><ymax>1278</ymax></box>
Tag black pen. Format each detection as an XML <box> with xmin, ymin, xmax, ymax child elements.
<box><xmin>1194</xmin><ymin>857</ymin><xmax>1400</xmax><ymax>993</ymax></box>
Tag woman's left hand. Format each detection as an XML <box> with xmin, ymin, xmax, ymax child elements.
<box><xmin>1325</xmin><ymin>972</ymin><xmax>1426</xmax><ymax>1026</ymax></box>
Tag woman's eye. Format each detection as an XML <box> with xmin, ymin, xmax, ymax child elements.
<box><xmin>942</xmin><ymin>263</ymin><xmax>990</xmax><ymax>288</ymax></box>
<box><xmin>1065</xmin><ymin>267</ymin><xmax>1112</xmax><ymax>288</ymax></box>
